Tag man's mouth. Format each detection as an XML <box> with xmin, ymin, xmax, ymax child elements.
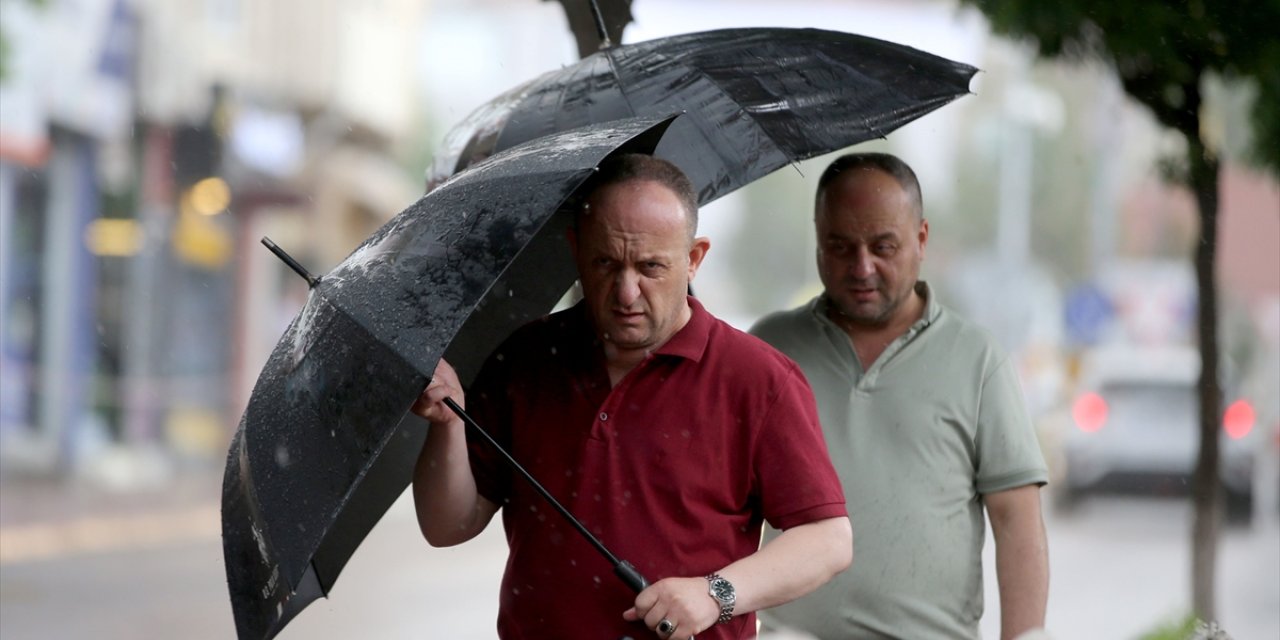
<box><xmin>849</xmin><ymin>285</ymin><xmax>879</xmax><ymax>301</ymax></box>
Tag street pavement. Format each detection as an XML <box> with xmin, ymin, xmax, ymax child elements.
<box><xmin>1</xmin><ymin>469</ymin><xmax>1277</xmax><ymax>639</ymax></box>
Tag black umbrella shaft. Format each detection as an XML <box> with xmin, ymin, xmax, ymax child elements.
<box><xmin>442</xmin><ymin>397</ymin><xmax>649</xmax><ymax>593</ymax></box>
<box><xmin>586</xmin><ymin>0</ymin><xmax>612</xmax><ymax>48</ymax></box>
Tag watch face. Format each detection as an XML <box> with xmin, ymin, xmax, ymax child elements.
<box><xmin>710</xmin><ymin>578</ymin><xmax>735</xmax><ymax>602</ymax></box>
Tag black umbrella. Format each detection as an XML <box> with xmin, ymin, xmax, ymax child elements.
<box><xmin>425</xmin><ymin>26</ymin><xmax>977</xmax><ymax>203</ymax></box>
<box><xmin>221</xmin><ymin>115</ymin><xmax>679</xmax><ymax>640</ymax></box>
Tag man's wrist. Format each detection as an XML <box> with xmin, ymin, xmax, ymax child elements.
<box><xmin>705</xmin><ymin>573</ymin><xmax>736</xmax><ymax>624</ymax></box>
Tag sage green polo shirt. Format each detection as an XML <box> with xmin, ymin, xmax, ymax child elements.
<box><xmin>750</xmin><ymin>282</ymin><xmax>1047</xmax><ymax>640</ymax></box>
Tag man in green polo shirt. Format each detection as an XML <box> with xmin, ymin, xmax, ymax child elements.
<box><xmin>751</xmin><ymin>153</ymin><xmax>1050</xmax><ymax>640</ymax></box>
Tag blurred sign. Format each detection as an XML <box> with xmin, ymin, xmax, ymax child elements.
<box><xmin>229</xmin><ymin>107</ymin><xmax>304</xmax><ymax>178</ymax></box>
<box><xmin>1065</xmin><ymin>282</ymin><xmax>1114</xmax><ymax>346</ymax></box>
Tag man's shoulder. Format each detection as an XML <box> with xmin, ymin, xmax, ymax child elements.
<box><xmin>749</xmin><ymin>300</ymin><xmax>818</xmax><ymax>342</ymax></box>
<box><xmin>747</xmin><ymin>301</ymin><xmax>826</xmax><ymax>365</ymax></box>
<box><xmin>705</xmin><ymin>311</ymin><xmax>807</xmax><ymax>380</ymax></box>
<box><xmin>924</xmin><ymin>302</ymin><xmax>1011</xmax><ymax>365</ymax></box>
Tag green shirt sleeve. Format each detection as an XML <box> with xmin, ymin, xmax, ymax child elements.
<box><xmin>974</xmin><ymin>355</ymin><xmax>1050</xmax><ymax>495</ymax></box>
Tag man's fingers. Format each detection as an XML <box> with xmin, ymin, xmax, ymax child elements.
<box><xmin>412</xmin><ymin>359</ymin><xmax>464</xmax><ymax>422</ymax></box>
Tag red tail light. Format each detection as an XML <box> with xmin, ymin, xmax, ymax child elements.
<box><xmin>1223</xmin><ymin>400</ymin><xmax>1255</xmax><ymax>440</ymax></box>
<box><xmin>1073</xmin><ymin>392</ymin><xmax>1108</xmax><ymax>433</ymax></box>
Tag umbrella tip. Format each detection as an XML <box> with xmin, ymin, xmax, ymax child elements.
<box><xmin>261</xmin><ymin>237</ymin><xmax>321</xmax><ymax>288</ymax></box>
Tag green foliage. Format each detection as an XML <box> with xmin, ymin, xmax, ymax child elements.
<box><xmin>1136</xmin><ymin>612</ymin><xmax>1199</xmax><ymax>640</ymax></box>
<box><xmin>960</xmin><ymin>0</ymin><xmax>1280</xmax><ymax>174</ymax></box>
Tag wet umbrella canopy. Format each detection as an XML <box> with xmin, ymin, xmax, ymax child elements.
<box><xmin>220</xmin><ymin>115</ymin><xmax>679</xmax><ymax>640</ymax></box>
<box><xmin>425</xmin><ymin>27</ymin><xmax>977</xmax><ymax>203</ymax></box>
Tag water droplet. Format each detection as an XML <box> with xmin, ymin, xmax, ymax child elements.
<box><xmin>274</xmin><ymin>445</ymin><xmax>292</xmax><ymax>468</ymax></box>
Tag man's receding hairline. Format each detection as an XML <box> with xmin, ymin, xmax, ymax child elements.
<box><xmin>586</xmin><ymin>176</ymin><xmax>697</xmax><ymax>240</ymax></box>
<box><xmin>815</xmin><ymin>165</ymin><xmax>924</xmax><ymax>222</ymax></box>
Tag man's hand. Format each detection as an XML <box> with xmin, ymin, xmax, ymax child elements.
<box><xmin>412</xmin><ymin>359</ymin><xmax>463</xmax><ymax>424</ymax></box>
<box><xmin>622</xmin><ymin>577</ymin><xmax>719</xmax><ymax>638</ymax></box>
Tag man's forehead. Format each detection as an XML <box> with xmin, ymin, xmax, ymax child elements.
<box><xmin>584</xmin><ymin>181</ymin><xmax>687</xmax><ymax>223</ymax></box>
<box><xmin>818</xmin><ymin>220</ymin><xmax>903</xmax><ymax>241</ymax></box>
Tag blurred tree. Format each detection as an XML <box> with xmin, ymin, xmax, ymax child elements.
<box><xmin>959</xmin><ymin>0</ymin><xmax>1280</xmax><ymax>622</ymax></box>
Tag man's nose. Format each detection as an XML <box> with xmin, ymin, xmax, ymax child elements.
<box><xmin>850</xmin><ymin>247</ymin><xmax>875</xmax><ymax>278</ymax></box>
<box><xmin>615</xmin><ymin>270</ymin><xmax>641</xmax><ymax>306</ymax></box>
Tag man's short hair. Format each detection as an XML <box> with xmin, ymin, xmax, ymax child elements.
<box><xmin>576</xmin><ymin>153</ymin><xmax>699</xmax><ymax>240</ymax></box>
<box><xmin>816</xmin><ymin>152</ymin><xmax>924</xmax><ymax>220</ymax></box>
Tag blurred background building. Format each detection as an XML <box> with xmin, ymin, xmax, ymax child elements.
<box><xmin>0</xmin><ymin>0</ymin><xmax>427</xmax><ymax>483</ymax></box>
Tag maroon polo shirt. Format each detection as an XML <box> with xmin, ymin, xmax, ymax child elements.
<box><xmin>465</xmin><ymin>297</ymin><xmax>846</xmax><ymax>640</ymax></box>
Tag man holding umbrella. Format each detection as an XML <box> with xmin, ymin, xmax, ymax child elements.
<box><xmin>412</xmin><ymin>154</ymin><xmax>852</xmax><ymax>639</ymax></box>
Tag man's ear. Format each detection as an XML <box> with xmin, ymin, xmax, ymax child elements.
<box><xmin>918</xmin><ymin>218</ymin><xmax>929</xmax><ymax>259</ymax></box>
<box><xmin>687</xmin><ymin>236</ymin><xmax>711</xmax><ymax>280</ymax></box>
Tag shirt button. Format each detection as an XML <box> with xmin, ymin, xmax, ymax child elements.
<box><xmin>599</xmin><ymin>412</ymin><xmax>608</xmax><ymax>421</ymax></box>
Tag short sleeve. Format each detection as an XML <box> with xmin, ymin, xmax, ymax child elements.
<box><xmin>974</xmin><ymin>357</ymin><xmax>1049</xmax><ymax>495</ymax></box>
<box><xmin>753</xmin><ymin>362</ymin><xmax>848</xmax><ymax>530</ymax></box>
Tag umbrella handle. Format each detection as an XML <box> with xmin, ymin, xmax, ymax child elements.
<box><xmin>614</xmin><ymin>560</ymin><xmax>648</xmax><ymax>593</ymax></box>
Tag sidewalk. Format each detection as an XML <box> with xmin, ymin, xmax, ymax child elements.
<box><xmin>0</xmin><ymin>454</ymin><xmax>223</xmax><ymax>566</ymax></box>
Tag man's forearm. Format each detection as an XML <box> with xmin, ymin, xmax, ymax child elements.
<box><xmin>411</xmin><ymin>416</ymin><xmax>495</xmax><ymax>547</ymax></box>
<box><xmin>719</xmin><ymin>515</ymin><xmax>852</xmax><ymax>615</ymax></box>
<box><xmin>987</xmin><ymin>486</ymin><xmax>1049</xmax><ymax>639</ymax></box>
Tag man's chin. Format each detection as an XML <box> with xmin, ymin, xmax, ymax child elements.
<box><xmin>603</xmin><ymin>329</ymin><xmax>653</xmax><ymax>350</ymax></box>
<box><xmin>835</xmin><ymin>302</ymin><xmax>889</xmax><ymax>326</ymax></box>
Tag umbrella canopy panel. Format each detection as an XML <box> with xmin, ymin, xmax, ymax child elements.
<box><xmin>427</xmin><ymin>27</ymin><xmax>978</xmax><ymax>204</ymax></box>
<box><xmin>222</xmin><ymin>294</ymin><xmax>426</xmax><ymax>637</ymax></box>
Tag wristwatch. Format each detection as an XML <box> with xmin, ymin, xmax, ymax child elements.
<box><xmin>705</xmin><ymin>573</ymin><xmax>736</xmax><ymax>624</ymax></box>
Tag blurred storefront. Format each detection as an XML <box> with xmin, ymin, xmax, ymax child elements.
<box><xmin>0</xmin><ymin>0</ymin><xmax>423</xmax><ymax>483</ymax></box>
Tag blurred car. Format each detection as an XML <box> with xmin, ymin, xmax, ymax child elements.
<box><xmin>1058</xmin><ymin>345</ymin><xmax>1260</xmax><ymax>519</ymax></box>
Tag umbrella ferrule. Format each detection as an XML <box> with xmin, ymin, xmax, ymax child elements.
<box><xmin>261</xmin><ymin>237</ymin><xmax>321</xmax><ymax>288</ymax></box>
